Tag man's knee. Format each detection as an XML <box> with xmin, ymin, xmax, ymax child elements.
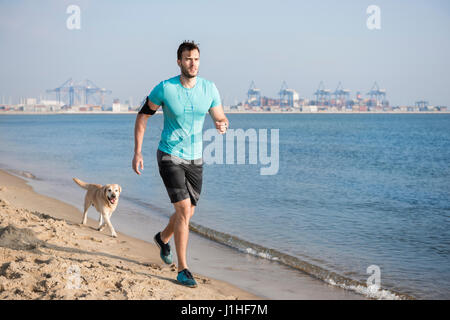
<box><xmin>174</xmin><ymin>198</ymin><xmax>192</xmax><ymax>220</ymax></box>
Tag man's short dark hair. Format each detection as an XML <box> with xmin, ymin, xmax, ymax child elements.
<box><xmin>177</xmin><ymin>41</ymin><xmax>200</xmax><ymax>60</ymax></box>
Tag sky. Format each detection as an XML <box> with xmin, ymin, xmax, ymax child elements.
<box><xmin>0</xmin><ymin>0</ymin><xmax>449</xmax><ymax>106</ymax></box>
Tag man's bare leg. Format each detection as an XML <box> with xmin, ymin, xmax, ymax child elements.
<box><xmin>160</xmin><ymin>198</ymin><xmax>195</xmax><ymax>272</ymax></box>
<box><xmin>160</xmin><ymin>202</ymin><xmax>196</xmax><ymax>243</ymax></box>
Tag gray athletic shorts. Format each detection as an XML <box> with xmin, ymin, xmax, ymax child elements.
<box><xmin>156</xmin><ymin>149</ymin><xmax>203</xmax><ymax>206</ymax></box>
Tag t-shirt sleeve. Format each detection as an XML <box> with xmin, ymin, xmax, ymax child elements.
<box><xmin>209</xmin><ymin>83</ymin><xmax>222</xmax><ymax>110</ymax></box>
<box><xmin>148</xmin><ymin>81</ymin><xmax>164</xmax><ymax>106</ymax></box>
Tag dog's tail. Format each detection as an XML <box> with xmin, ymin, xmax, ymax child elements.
<box><xmin>73</xmin><ymin>178</ymin><xmax>89</xmax><ymax>190</ymax></box>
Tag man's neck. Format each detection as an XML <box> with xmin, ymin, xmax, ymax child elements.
<box><xmin>180</xmin><ymin>74</ymin><xmax>197</xmax><ymax>89</ymax></box>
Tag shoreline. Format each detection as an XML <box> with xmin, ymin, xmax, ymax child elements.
<box><xmin>0</xmin><ymin>169</ymin><xmax>260</xmax><ymax>300</ymax></box>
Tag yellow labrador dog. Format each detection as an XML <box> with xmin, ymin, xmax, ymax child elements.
<box><xmin>73</xmin><ymin>178</ymin><xmax>122</xmax><ymax>238</ymax></box>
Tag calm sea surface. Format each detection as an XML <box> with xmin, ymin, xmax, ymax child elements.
<box><xmin>1</xmin><ymin>113</ymin><xmax>449</xmax><ymax>299</ymax></box>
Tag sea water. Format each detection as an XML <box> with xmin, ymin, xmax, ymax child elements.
<box><xmin>0</xmin><ymin>113</ymin><xmax>449</xmax><ymax>299</ymax></box>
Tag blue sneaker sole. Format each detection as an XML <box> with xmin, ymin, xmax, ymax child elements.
<box><xmin>176</xmin><ymin>279</ymin><xmax>198</xmax><ymax>288</ymax></box>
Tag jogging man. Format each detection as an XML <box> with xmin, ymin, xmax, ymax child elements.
<box><xmin>132</xmin><ymin>41</ymin><xmax>229</xmax><ymax>288</ymax></box>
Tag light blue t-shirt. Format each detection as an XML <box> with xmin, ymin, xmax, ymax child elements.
<box><xmin>148</xmin><ymin>75</ymin><xmax>221</xmax><ymax>160</ymax></box>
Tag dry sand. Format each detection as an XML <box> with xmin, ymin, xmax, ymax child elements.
<box><xmin>0</xmin><ymin>169</ymin><xmax>260</xmax><ymax>300</ymax></box>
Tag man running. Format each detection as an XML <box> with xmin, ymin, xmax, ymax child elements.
<box><xmin>132</xmin><ymin>41</ymin><xmax>229</xmax><ymax>288</ymax></box>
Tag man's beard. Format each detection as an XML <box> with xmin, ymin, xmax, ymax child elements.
<box><xmin>181</xmin><ymin>65</ymin><xmax>198</xmax><ymax>79</ymax></box>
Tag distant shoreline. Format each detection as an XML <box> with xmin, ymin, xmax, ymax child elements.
<box><xmin>1</xmin><ymin>111</ymin><xmax>449</xmax><ymax>115</ymax></box>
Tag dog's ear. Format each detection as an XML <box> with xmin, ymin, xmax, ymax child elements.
<box><xmin>118</xmin><ymin>185</ymin><xmax>122</xmax><ymax>194</ymax></box>
<box><xmin>102</xmin><ymin>186</ymin><xmax>109</xmax><ymax>202</ymax></box>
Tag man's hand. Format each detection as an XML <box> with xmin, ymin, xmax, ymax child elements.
<box><xmin>209</xmin><ymin>105</ymin><xmax>229</xmax><ymax>135</ymax></box>
<box><xmin>215</xmin><ymin>121</ymin><xmax>228</xmax><ymax>134</ymax></box>
<box><xmin>132</xmin><ymin>152</ymin><xmax>144</xmax><ymax>175</ymax></box>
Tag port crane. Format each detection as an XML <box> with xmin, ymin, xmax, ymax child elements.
<box><xmin>47</xmin><ymin>78</ymin><xmax>112</xmax><ymax>106</ymax></box>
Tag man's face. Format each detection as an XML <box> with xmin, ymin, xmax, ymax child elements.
<box><xmin>177</xmin><ymin>49</ymin><xmax>200</xmax><ymax>78</ymax></box>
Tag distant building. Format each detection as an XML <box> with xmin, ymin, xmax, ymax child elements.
<box><xmin>40</xmin><ymin>100</ymin><xmax>63</xmax><ymax>107</ymax></box>
<box><xmin>302</xmin><ymin>105</ymin><xmax>317</xmax><ymax>112</ymax></box>
<box><xmin>26</xmin><ymin>98</ymin><xmax>37</xmax><ymax>105</ymax></box>
<box><xmin>112</xmin><ymin>99</ymin><xmax>121</xmax><ymax>112</ymax></box>
<box><xmin>23</xmin><ymin>105</ymin><xmax>35</xmax><ymax>112</ymax></box>
<box><xmin>90</xmin><ymin>105</ymin><xmax>102</xmax><ymax>112</ymax></box>
<box><xmin>34</xmin><ymin>105</ymin><xmax>48</xmax><ymax>112</ymax></box>
<box><xmin>330</xmin><ymin>106</ymin><xmax>338</xmax><ymax>112</ymax></box>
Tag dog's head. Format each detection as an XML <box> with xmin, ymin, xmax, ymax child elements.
<box><xmin>103</xmin><ymin>184</ymin><xmax>122</xmax><ymax>206</ymax></box>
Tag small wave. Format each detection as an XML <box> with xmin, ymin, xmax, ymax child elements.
<box><xmin>243</xmin><ymin>247</ymin><xmax>279</xmax><ymax>261</ymax></box>
<box><xmin>6</xmin><ymin>169</ymin><xmax>39</xmax><ymax>180</ymax></box>
<box><xmin>189</xmin><ymin>222</ymin><xmax>414</xmax><ymax>300</ymax></box>
<box><xmin>325</xmin><ymin>279</ymin><xmax>402</xmax><ymax>300</ymax></box>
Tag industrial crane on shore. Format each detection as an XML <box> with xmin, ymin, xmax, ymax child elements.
<box><xmin>314</xmin><ymin>81</ymin><xmax>331</xmax><ymax>106</ymax></box>
<box><xmin>247</xmin><ymin>81</ymin><xmax>261</xmax><ymax>107</ymax></box>
<box><xmin>333</xmin><ymin>82</ymin><xmax>350</xmax><ymax>108</ymax></box>
<box><xmin>46</xmin><ymin>78</ymin><xmax>112</xmax><ymax>106</ymax></box>
<box><xmin>367</xmin><ymin>82</ymin><xmax>386</xmax><ymax>107</ymax></box>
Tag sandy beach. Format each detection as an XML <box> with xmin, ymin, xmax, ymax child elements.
<box><xmin>0</xmin><ymin>169</ymin><xmax>260</xmax><ymax>300</ymax></box>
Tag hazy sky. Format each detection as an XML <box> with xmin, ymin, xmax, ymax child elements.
<box><xmin>1</xmin><ymin>0</ymin><xmax>449</xmax><ymax>106</ymax></box>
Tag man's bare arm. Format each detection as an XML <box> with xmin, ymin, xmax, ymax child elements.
<box><xmin>209</xmin><ymin>105</ymin><xmax>229</xmax><ymax>134</ymax></box>
<box><xmin>132</xmin><ymin>100</ymin><xmax>160</xmax><ymax>175</ymax></box>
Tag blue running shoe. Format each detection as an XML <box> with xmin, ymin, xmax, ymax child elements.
<box><xmin>177</xmin><ymin>269</ymin><xmax>198</xmax><ymax>288</ymax></box>
<box><xmin>153</xmin><ymin>232</ymin><xmax>173</xmax><ymax>265</ymax></box>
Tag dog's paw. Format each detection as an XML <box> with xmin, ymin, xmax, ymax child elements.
<box><xmin>111</xmin><ymin>233</ymin><xmax>118</xmax><ymax>238</ymax></box>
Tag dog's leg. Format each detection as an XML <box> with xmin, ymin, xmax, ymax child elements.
<box><xmin>98</xmin><ymin>214</ymin><xmax>105</xmax><ymax>231</ymax></box>
<box><xmin>103</xmin><ymin>212</ymin><xmax>117</xmax><ymax>238</ymax></box>
<box><xmin>81</xmin><ymin>197</ymin><xmax>91</xmax><ymax>225</ymax></box>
